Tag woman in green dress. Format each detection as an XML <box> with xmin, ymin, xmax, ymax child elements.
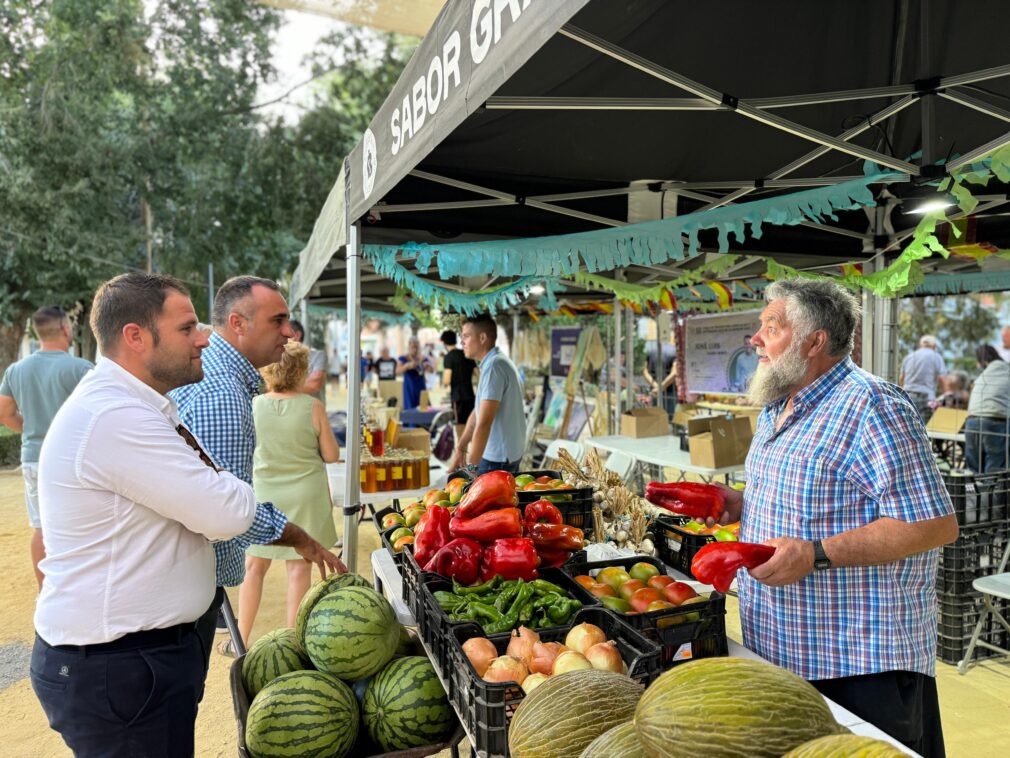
<box><xmin>237</xmin><ymin>342</ymin><xmax>340</xmax><ymax>646</ymax></box>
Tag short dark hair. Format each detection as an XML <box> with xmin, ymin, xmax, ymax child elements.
<box><xmin>32</xmin><ymin>306</ymin><xmax>68</xmax><ymax>340</ymax></box>
<box><xmin>289</xmin><ymin>319</ymin><xmax>305</xmax><ymax>340</ymax></box>
<box><xmin>464</xmin><ymin>313</ymin><xmax>497</xmax><ymax>343</ymax></box>
<box><xmin>212</xmin><ymin>276</ymin><xmax>280</xmax><ymax>328</ymax></box>
<box><xmin>976</xmin><ymin>344</ymin><xmax>1001</xmax><ymax>366</ymax></box>
<box><xmin>90</xmin><ymin>273</ymin><xmax>189</xmax><ymax>353</ymax></box>
<box><xmin>440</xmin><ymin>329</ymin><xmax>457</xmax><ymax>346</ymax></box>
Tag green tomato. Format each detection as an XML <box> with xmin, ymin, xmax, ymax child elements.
<box><xmin>600</xmin><ymin>596</ymin><xmax>632</xmax><ymax>613</ymax></box>
<box><xmin>388</xmin><ymin>526</ymin><xmax>413</xmax><ymax>545</ymax></box>
<box><xmin>681</xmin><ymin>520</ymin><xmax>706</xmax><ymax>533</ymax></box>
<box><xmin>514</xmin><ymin>474</ymin><xmax>535</xmax><ymax>488</ymax></box>
<box><xmin>628</xmin><ymin>562</ymin><xmax>660</xmax><ymax>582</ymax></box>
<box><xmin>713</xmin><ymin>528</ymin><xmax>737</xmax><ymax>542</ymax></box>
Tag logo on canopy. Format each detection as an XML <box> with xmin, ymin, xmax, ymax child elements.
<box><xmin>362</xmin><ymin>128</ymin><xmax>377</xmax><ymax>199</ymax></box>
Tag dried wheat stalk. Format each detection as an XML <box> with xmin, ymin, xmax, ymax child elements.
<box><xmin>555</xmin><ymin>449</ymin><xmax>585</xmax><ymax>482</ymax></box>
<box><xmin>630</xmin><ymin>509</ymin><xmax>648</xmax><ymax>544</ymax></box>
<box><xmin>592</xmin><ymin>506</ymin><xmax>606</xmax><ymax>543</ymax></box>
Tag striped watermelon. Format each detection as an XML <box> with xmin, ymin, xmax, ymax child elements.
<box><xmin>304</xmin><ymin>586</ymin><xmax>399</xmax><ymax>680</ymax></box>
<box><xmin>242</xmin><ymin>628</ymin><xmax>312</xmax><ymax>697</ymax></box>
<box><xmin>363</xmin><ymin>656</ymin><xmax>454</xmax><ymax>751</ymax></box>
<box><xmin>294</xmin><ymin>572</ymin><xmax>371</xmax><ymax>648</ymax></box>
<box><xmin>246</xmin><ymin>670</ymin><xmax>358</xmax><ymax>758</ymax></box>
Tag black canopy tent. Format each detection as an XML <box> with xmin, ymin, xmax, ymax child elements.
<box><xmin>296</xmin><ymin>0</ymin><xmax>1010</xmax><ymax>568</ymax></box>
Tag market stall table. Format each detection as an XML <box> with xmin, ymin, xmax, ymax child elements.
<box><xmin>368</xmin><ymin>549</ymin><xmax>920</xmax><ymax>758</ymax></box>
<box><xmin>585</xmin><ymin>434</ymin><xmax>744</xmax><ymax>484</ymax></box>
<box><xmin>326</xmin><ymin>461</ymin><xmax>448</xmax><ymax>521</ymax></box>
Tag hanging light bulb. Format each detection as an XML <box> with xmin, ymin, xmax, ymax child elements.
<box><xmin>529</xmin><ymin>285</ymin><xmax>545</xmax><ymax>295</ymax></box>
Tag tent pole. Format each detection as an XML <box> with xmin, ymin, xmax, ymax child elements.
<box><xmin>654</xmin><ymin>316</ymin><xmax>663</xmax><ymax>412</ymax></box>
<box><xmin>939</xmin><ymin>90</ymin><xmax>1010</xmax><ymax>125</ymax></box>
<box><xmin>625</xmin><ymin>298</ymin><xmax>634</xmax><ymax>409</ymax></box>
<box><xmin>605</xmin><ymin>317</ymin><xmax>613</xmax><ymax>435</ymax></box>
<box><xmin>342</xmin><ymin>221</ymin><xmax>363</xmax><ymax>573</ymax></box>
<box><xmin>613</xmin><ymin>292</ymin><xmax>623</xmax><ymax>431</ymax></box>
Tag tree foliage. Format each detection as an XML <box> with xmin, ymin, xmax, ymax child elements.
<box><xmin>898</xmin><ymin>295</ymin><xmax>1002</xmax><ymax>373</ymax></box>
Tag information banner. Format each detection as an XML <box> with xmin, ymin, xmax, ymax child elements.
<box><xmin>550</xmin><ymin>327</ymin><xmax>581</xmax><ymax>378</ymax></box>
<box><xmin>684</xmin><ymin>312</ymin><xmax>761</xmax><ymax>394</ymax></box>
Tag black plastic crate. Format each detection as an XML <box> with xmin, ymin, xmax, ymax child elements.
<box><xmin>400</xmin><ymin>544</ymin><xmax>426</xmax><ymax>621</ymax></box>
<box><xmin>937</xmin><ymin>523</ymin><xmax>1010</xmax><ymax>595</ymax></box>
<box><xmin>942</xmin><ymin>470</ymin><xmax>1009</xmax><ymax>527</ymax></box>
<box><xmin>228</xmin><ymin>636</ymin><xmax>465</xmax><ymax>757</ymax></box>
<box><xmin>444</xmin><ymin>606</ymin><xmax>660</xmax><ymax>758</ymax></box>
<box><xmin>937</xmin><ymin>609</ymin><xmax>1010</xmax><ymax>665</ymax></box>
<box><xmin>937</xmin><ymin>590</ymin><xmax>1010</xmax><ymax>639</ymax></box>
<box><xmin>518</xmin><ymin>489</ymin><xmax>595</xmax><ymax>540</ymax></box>
<box><xmin>653</xmin><ymin>514</ymin><xmax>716</xmax><ymax>580</ymax></box>
<box><xmin>417</xmin><ymin>569</ymin><xmax>596</xmax><ymax>676</ymax></box>
<box><xmin>562</xmin><ymin>554</ymin><xmax>728</xmax><ymax>667</ymax></box>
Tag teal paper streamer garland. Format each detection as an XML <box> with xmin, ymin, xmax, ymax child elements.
<box><xmin>307</xmin><ymin>303</ymin><xmax>414</xmax><ymax>325</ymax></box>
<box><xmin>363</xmin><ymin>170</ymin><xmax>903</xmax><ymax>281</ymax></box>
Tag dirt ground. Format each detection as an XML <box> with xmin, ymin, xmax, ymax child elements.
<box><xmin>1</xmin><ymin>465</ymin><xmax>1009</xmax><ymax>756</ymax></box>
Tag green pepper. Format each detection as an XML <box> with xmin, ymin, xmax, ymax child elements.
<box><xmin>434</xmin><ymin>590</ymin><xmax>465</xmax><ymax>612</ymax></box>
<box><xmin>468</xmin><ymin>601</ymin><xmax>504</xmax><ymax>625</ymax></box>
<box><xmin>530</xmin><ymin>579</ymin><xmax>566</xmax><ymax>597</ymax></box>
<box><xmin>494</xmin><ymin>580</ymin><xmax>522</xmax><ymax>612</ymax></box>
<box><xmin>546</xmin><ymin>597</ymin><xmax>582</xmax><ymax>625</ymax></box>
<box><xmin>453</xmin><ymin>575</ymin><xmax>502</xmax><ymax>596</ymax></box>
<box><xmin>484</xmin><ymin>584</ymin><xmax>535</xmax><ymax>634</ymax></box>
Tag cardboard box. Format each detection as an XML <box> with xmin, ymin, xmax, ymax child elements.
<box><xmin>926</xmin><ymin>407</ymin><xmax>968</xmax><ymax>434</ymax></box>
<box><xmin>396</xmin><ymin>428</ymin><xmax>431</xmax><ymax>456</ymax></box>
<box><xmin>377</xmin><ymin>379</ymin><xmax>402</xmax><ymax>407</ymax></box>
<box><xmin>621</xmin><ymin>407</ymin><xmax>670</xmax><ymax>438</ymax></box>
<box><xmin>672</xmin><ymin>402</ymin><xmax>699</xmax><ymax>428</ymax></box>
<box><xmin>688</xmin><ymin>415</ymin><xmax>753</xmax><ymax>469</ymax></box>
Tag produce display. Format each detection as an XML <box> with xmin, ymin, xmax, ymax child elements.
<box><xmin>633</xmin><ymin>658</ymin><xmax>844</xmax><ymax>757</ymax></box>
<box><xmin>361</xmin><ymin>656</ymin><xmax>456</xmax><ymax>752</ymax></box>
<box><xmin>303</xmin><ymin>586</ymin><xmax>401</xmax><ymax>680</ymax></box>
<box><xmin>242</xmin><ymin>628</ymin><xmax>312</xmax><ymax>698</ymax></box>
<box><xmin>434</xmin><ymin>575</ymin><xmax>583</xmax><ymax>633</ymax></box>
<box><xmin>573</xmin><ymin>561</ymin><xmax>706</xmax><ymax>617</ymax></box>
<box><xmin>691</xmin><ymin>541</ymin><xmax>776</xmax><ymax>593</ymax></box>
<box><xmin>293</xmin><ymin>571</ymin><xmax>371</xmax><ymax>648</ymax></box>
<box><xmin>675</xmin><ymin>518</ymin><xmax>741</xmax><ymax>541</ymax></box>
<box><xmin>782</xmin><ymin>734</ymin><xmax>908</xmax><ymax>757</ymax></box>
<box><xmin>514</xmin><ymin>473</ymin><xmax>573</xmax><ymax>491</ymax></box>
<box><xmin>508</xmin><ymin>669</ymin><xmax>644</xmax><ymax>758</ymax></box>
<box><xmin>646</xmin><ymin>481</ymin><xmax>727</xmax><ymax>522</ymax></box>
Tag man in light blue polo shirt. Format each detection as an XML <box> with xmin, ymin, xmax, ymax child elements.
<box><xmin>0</xmin><ymin>306</ymin><xmax>92</xmax><ymax>589</ymax></box>
<box><xmin>899</xmin><ymin>335</ymin><xmax>946</xmax><ymax>422</ymax></box>
<box><xmin>449</xmin><ymin>314</ymin><xmax>526</xmax><ymax>475</ymax></box>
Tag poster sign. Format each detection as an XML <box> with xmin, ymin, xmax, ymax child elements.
<box><xmin>684</xmin><ymin>312</ymin><xmax>761</xmax><ymax>395</ymax></box>
<box><xmin>550</xmin><ymin>327</ymin><xmax>581</xmax><ymax>378</ymax></box>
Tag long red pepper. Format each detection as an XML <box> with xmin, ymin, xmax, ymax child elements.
<box><xmin>691</xmin><ymin>542</ymin><xmax>776</xmax><ymax>592</ymax></box>
<box><xmin>423</xmin><ymin>538</ymin><xmax>482</xmax><ymax>585</ymax></box>
<box><xmin>456</xmin><ymin>470</ymin><xmax>518</xmax><ymax>519</ymax></box>
<box><xmin>528</xmin><ymin>522</ymin><xmax>584</xmax><ymax>551</ymax></box>
<box><xmin>646</xmin><ymin>482</ymin><xmax>726</xmax><ymax>522</ymax></box>
<box><xmin>412</xmin><ymin>505</ymin><xmax>451</xmax><ymax>568</ymax></box>
<box><xmin>449</xmin><ymin>507</ymin><xmax>523</xmax><ymax>542</ymax></box>
<box><xmin>480</xmin><ymin>537</ymin><xmax>539</xmax><ymax>582</ymax></box>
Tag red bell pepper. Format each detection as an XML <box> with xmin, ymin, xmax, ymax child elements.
<box><xmin>529</xmin><ymin>522</ymin><xmax>585</xmax><ymax>551</ymax></box>
<box><xmin>413</xmin><ymin>505</ymin><xmax>451</xmax><ymax>568</ymax></box>
<box><xmin>524</xmin><ymin>499</ymin><xmax>563</xmax><ymax>531</ymax></box>
<box><xmin>449</xmin><ymin>507</ymin><xmax>523</xmax><ymax>543</ymax></box>
<box><xmin>456</xmin><ymin>470</ymin><xmax>518</xmax><ymax>519</ymax></box>
<box><xmin>423</xmin><ymin>537</ymin><xmax>482</xmax><ymax>585</ymax></box>
<box><xmin>480</xmin><ymin>537</ymin><xmax>539</xmax><ymax>582</ymax></box>
<box><xmin>535</xmin><ymin>547</ymin><xmax>572</xmax><ymax>568</ymax></box>
<box><xmin>691</xmin><ymin>542</ymin><xmax>776</xmax><ymax>593</ymax></box>
<box><xmin>646</xmin><ymin>482</ymin><xmax>726</xmax><ymax>522</ymax></box>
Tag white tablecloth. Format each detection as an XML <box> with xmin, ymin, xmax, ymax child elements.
<box><xmin>585</xmin><ymin>434</ymin><xmax>745</xmax><ymax>481</ymax></box>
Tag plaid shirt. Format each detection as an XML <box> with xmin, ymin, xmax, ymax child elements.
<box><xmin>739</xmin><ymin>357</ymin><xmax>953</xmax><ymax>680</ymax></box>
<box><xmin>170</xmin><ymin>333</ymin><xmax>287</xmax><ymax>586</ymax></box>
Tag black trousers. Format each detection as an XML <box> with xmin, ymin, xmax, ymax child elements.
<box><xmin>31</xmin><ymin>625</ymin><xmax>206</xmax><ymax>758</ymax></box>
<box><xmin>811</xmin><ymin>670</ymin><xmax>945</xmax><ymax>758</ymax></box>
<box><xmin>194</xmin><ymin>586</ymin><xmax>226</xmax><ymax>675</ymax></box>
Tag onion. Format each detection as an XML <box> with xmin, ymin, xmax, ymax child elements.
<box><xmin>506</xmin><ymin>626</ymin><xmax>541</xmax><ymax>666</ymax></box>
<box><xmin>529</xmin><ymin>641</ymin><xmax>566</xmax><ymax>675</ymax></box>
<box><xmin>564</xmin><ymin>622</ymin><xmax>607</xmax><ymax>655</ymax></box>
<box><xmin>552</xmin><ymin>650</ymin><xmax>593</xmax><ymax>675</ymax></box>
<box><xmin>462</xmin><ymin>637</ymin><xmax>498</xmax><ymax>677</ymax></box>
<box><xmin>483</xmin><ymin>655</ymin><xmax>528</xmax><ymax>684</ymax></box>
<box><xmin>521</xmin><ymin>672</ymin><xmax>549</xmax><ymax>694</ymax></box>
<box><xmin>585</xmin><ymin>640</ymin><xmax>624</xmax><ymax>673</ymax></box>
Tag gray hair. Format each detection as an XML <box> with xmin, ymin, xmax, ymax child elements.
<box><xmin>212</xmin><ymin>276</ymin><xmax>280</xmax><ymax>328</ymax></box>
<box><xmin>764</xmin><ymin>279</ymin><xmax>861</xmax><ymax>357</ymax></box>
<box><xmin>919</xmin><ymin>334</ymin><xmax>937</xmax><ymax>348</ymax></box>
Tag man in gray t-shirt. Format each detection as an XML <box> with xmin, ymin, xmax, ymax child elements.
<box><xmin>289</xmin><ymin>319</ymin><xmax>327</xmax><ymax>406</ymax></box>
<box><xmin>0</xmin><ymin>306</ymin><xmax>92</xmax><ymax>588</ymax></box>
<box><xmin>449</xmin><ymin>314</ymin><xmax>526</xmax><ymax>475</ymax></box>
<box><xmin>899</xmin><ymin>334</ymin><xmax>946</xmax><ymax>422</ymax></box>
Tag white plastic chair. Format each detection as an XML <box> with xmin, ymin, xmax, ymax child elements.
<box><xmin>604</xmin><ymin>451</ymin><xmax>637</xmax><ymax>480</ymax></box>
<box><xmin>958</xmin><ymin>540</ymin><xmax>1010</xmax><ymax>674</ymax></box>
<box><xmin>543</xmin><ymin>439</ymin><xmax>584</xmax><ymax>468</ymax></box>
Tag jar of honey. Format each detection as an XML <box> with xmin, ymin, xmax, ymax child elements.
<box><xmin>380</xmin><ymin>461</ymin><xmax>396</xmax><ymax>492</ymax></box>
<box><xmin>418</xmin><ymin>456</ymin><xmax>430</xmax><ymax>488</ymax></box>
<box><xmin>404</xmin><ymin>459</ymin><xmax>416</xmax><ymax>489</ymax></box>
<box><xmin>390</xmin><ymin>459</ymin><xmax>405</xmax><ymax>491</ymax></box>
<box><xmin>375</xmin><ymin>461</ymin><xmax>388</xmax><ymax>491</ymax></box>
<box><xmin>360</xmin><ymin>462</ymin><xmax>377</xmax><ymax>494</ymax></box>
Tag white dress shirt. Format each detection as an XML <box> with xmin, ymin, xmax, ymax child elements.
<box><xmin>35</xmin><ymin>358</ymin><xmax>257</xmax><ymax>646</ymax></box>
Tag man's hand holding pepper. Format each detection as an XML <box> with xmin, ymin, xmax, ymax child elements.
<box><xmin>747</xmin><ymin>537</ymin><xmax>815</xmax><ymax>586</ymax></box>
<box><xmin>704</xmin><ymin>482</ymin><xmax>743</xmax><ymax>527</ymax></box>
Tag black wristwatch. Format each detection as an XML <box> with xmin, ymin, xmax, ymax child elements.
<box><xmin>812</xmin><ymin>539</ymin><xmax>832</xmax><ymax>571</ymax></box>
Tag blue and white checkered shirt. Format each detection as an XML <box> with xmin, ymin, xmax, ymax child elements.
<box><xmin>170</xmin><ymin>333</ymin><xmax>287</xmax><ymax>587</ymax></box>
<box><xmin>739</xmin><ymin>357</ymin><xmax>953</xmax><ymax>680</ymax></box>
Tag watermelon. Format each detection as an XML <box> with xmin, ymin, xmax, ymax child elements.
<box><xmin>242</xmin><ymin>628</ymin><xmax>312</xmax><ymax>698</ymax></box>
<box><xmin>295</xmin><ymin>572</ymin><xmax>371</xmax><ymax>647</ymax></box>
<box><xmin>304</xmin><ymin>585</ymin><xmax>399</xmax><ymax>680</ymax></box>
<box><xmin>246</xmin><ymin>670</ymin><xmax>358</xmax><ymax>758</ymax></box>
<box><xmin>363</xmin><ymin>656</ymin><xmax>454</xmax><ymax>751</ymax></box>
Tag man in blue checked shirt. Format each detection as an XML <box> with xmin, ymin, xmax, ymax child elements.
<box><xmin>171</xmin><ymin>276</ymin><xmax>345</xmax><ymax>663</ymax></box>
<box><xmin>710</xmin><ymin>279</ymin><xmax>958</xmax><ymax>758</ymax></box>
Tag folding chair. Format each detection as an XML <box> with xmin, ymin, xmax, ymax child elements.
<box><xmin>543</xmin><ymin>439</ymin><xmax>584</xmax><ymax>468</ymax></box>
<box><xmin>958</xmin><ymin>538</ymin><xmax>1010</xmax><ymax>673</ymax></box>
<box><xmin>604</xmin><ymin>451</ymin><xmax>637</xmax><ymax>480</ymax></box>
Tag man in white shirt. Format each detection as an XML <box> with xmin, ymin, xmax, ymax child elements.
<box><xmin>30</xmin><ymin>273</ymin><xmax>334</xmax><ymax>756</ymax></box>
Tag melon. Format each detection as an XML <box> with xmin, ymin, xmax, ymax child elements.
<box><xmin>294</xmin><ymin>572</ymin><xmax>371</xmax><ymax>647</ymax></box>
<box><xmin>634</xmin><ymin>658</ymin><xmax>844</xmax><ymax>757</ymax></box>
<box><xmin>782</xmin><ymin>734</ymin><xmax>908</xmax><ymax>757</ymax></box>
<box><xmin>304</xmin><ymin>585</ymin><xmax>399</xmax><ymax>680</ymax></box>
<box><xmin>242</xmin><ymin>628</ymin><xmax>312</xmax><ymax>697</ymax></box>
<box><xmin>363</xmin><ymin>655</ymin><xmax>454</xmax><ymax>751</ymax></box>
<box><xmin>580</xmin><ymin>721</ymin><xmax>646</xmax><ymax>758</ymax></box>
<box><xmin>245</xmin><ymin>670</ymin><xmax>358</xmax><ymax>758</ymax></box>
<box><xmin>509</xmin><ymin>670</ymin><xmax>643</xmax><ymax>758</ymax></box>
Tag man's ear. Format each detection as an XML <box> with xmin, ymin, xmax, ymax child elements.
<box><xmin>120</xmin><ymin>323</ymin><xmax>147</xmax><ymax>354</ymax></box>
<box><xmin>808</xmin><ymin>329</ymin><xmax>829</xmax><ymax>357</ymax></box>
<box><xmin>228</xmin><ymin>311</ymin><xmax>246</xmax><ymax>337</ymax></box>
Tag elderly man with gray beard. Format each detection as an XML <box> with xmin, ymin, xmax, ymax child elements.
<box><xmin>709</xmin><ymin>279</ymin><xmax>958</xmax><ymax>758</ymax></box>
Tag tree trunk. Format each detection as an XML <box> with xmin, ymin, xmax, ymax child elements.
<box><xmin>0</xmin><ymin>320</ymin><xmax>27</xmax><ymax>377</ymax></box>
